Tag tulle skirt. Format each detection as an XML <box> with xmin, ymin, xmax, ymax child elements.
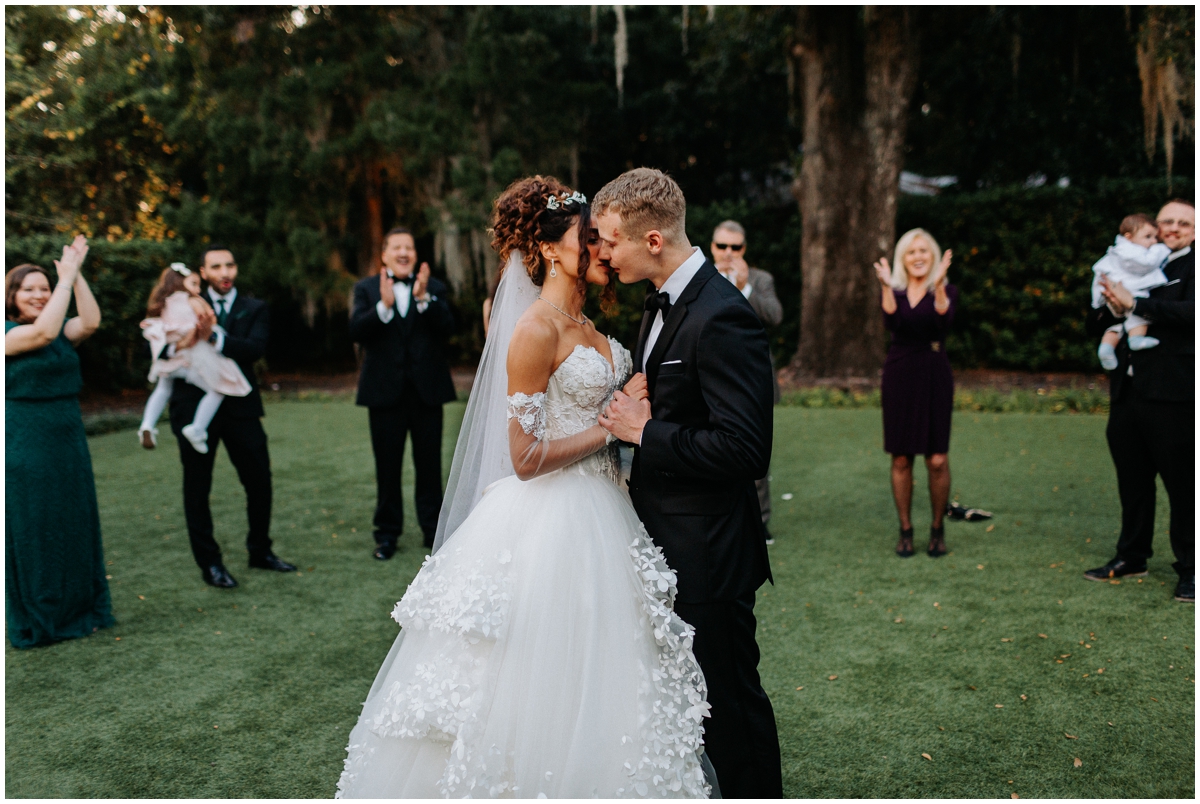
<box><xmin>148</xmin><ymin>340</ymin><xmax>250</xmax><ymax>398</ymax></box>
<box><xmin>336</xmin><ymin>467</ymin><xmax>711</xmax><ymax>799</ymax></box>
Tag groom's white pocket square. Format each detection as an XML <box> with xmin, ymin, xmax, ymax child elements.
<box><xmin>660</xmin><ymin>359</ymin><xmax>683</xmax><ymax>366</ymax></box>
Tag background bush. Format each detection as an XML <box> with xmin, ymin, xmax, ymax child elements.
<box><xmin>897</xmin><ymin>176</ymin><xmax>1194</xmax><ymax>371</ymax></box>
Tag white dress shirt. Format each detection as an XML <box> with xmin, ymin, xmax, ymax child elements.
<box><xmin>376</xmin><ymin>274</ymin><xmax>431</xmax><ymax>322</ymax></box>
<box><xmin>642</xmin><ymin>246</ymin><xmax>706</xmax><ymax>373</ymax></box>
<box><xmin>207</xmin><ymin>286</ymin><xmax>237</xmax><ymax>353</ymax></box>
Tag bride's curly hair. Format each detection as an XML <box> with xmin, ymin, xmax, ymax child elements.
<box><xmin>490</xmin><ymin>176</ymin><xmax>617</xmax><ymax>315</ymax></box>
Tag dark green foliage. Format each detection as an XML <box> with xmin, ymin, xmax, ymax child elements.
<box><xmin>907</xmin><ymin>7</ymin><xmax>1192</xmax><ymax>188</ymax></box>
<box><xmin>4</xmin><ymin>234</ymin><xmax>188</xmax><ymax>390</ymax></box>
<box><xmin>898</xmin><ymin>177</ymin><xmax>1195</xmax><ymax>371</ymax></box>
<box><xmin>6</xmin><ymin>6</ymin><xmax>1194</xmax><ymax>380</ymax></box>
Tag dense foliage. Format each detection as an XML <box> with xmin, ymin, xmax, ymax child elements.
<box><xmin>5</xmin><ymin>6</ymin><xmax>1193</xmax><ymax>387</ymax></box>
<box><xmin>898</xmin><ymin>177</ymin><xmax>1195</xmax><ymax>371</ymax></box>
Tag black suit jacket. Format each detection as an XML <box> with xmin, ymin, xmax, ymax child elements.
<box><xmin>349</xmin><ymin>273</ymin><xmax>457</xmax><ymax>408</ymax></box>
<box><xmin>1086</xmin><ymin>248</ymin><xmax>1194</xmax><ymax>403</ymax></box>
<box><xmin>169</xmin><ymin>292</ymin><xmax>269</xmax><ymax>419</ymax></box>
<box><xmin>629</xmin><ymin>260</ymin><xmax>775</xmax><ymax>604</ymax></box>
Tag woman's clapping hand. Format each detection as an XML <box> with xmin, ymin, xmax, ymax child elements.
<box><xmin>873</xmin><ymin>258</ymin><xmax>893</xmax><ymax>288</ymax></box>
<box><xmin>53</xmin><ymin>235</ymin><xmax>88</xmax><ymax>285</ymax></box>
<box><xmin>933</xmin><ymin>249</ymin><xmax>952</xmax><ymax>288</ymax></box>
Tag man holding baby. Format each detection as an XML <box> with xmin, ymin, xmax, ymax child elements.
<box><xmin>1085</xmin><ymin>200</ymin><xmax>1194</xmax><ymax>603</ymax></box>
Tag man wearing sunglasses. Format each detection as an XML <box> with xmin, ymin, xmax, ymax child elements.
<box><xmin>711</xmin><ymin>220</ymin><xmax>783</xmax><ymax>543</ymax></box>
<box><xmin>1085</xmin><ymin>199</ymin><xmax>1194</xmax><ymax>603</ymax></box>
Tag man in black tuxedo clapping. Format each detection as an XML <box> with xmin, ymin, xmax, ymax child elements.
<box><xmin>1084</xmin><ymin>200</ymin><xmax>1195</xmax><ymax>602</ymax></box>
<box><xmin>171</xmin><ymin>245</ymin><xmax>296</xmax><ymax>588</ymax></box>
<box><xmin>350</xmin><ymin>227</ymin><xmax>456</xmax><ymax>557</ymax></box>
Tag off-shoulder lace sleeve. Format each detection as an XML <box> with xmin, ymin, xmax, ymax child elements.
<box><xmin>506</xmin><ymin>391</ymin><xmax>546</xmax><ymax>439</ymax></box>
<box><xmin>506</xmin><ymin>390</ymin><xmax>608</xmax><ymax>481</ymax></box>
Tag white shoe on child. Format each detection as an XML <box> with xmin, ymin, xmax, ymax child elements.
<box><xmin>181</xmin><ymin>423</ymin><xmax>210</xmax><ymax>454</ymax></box>
<box><xmin>1097</xmin><ymin>342</ymin><xmax>1118</xmax><ymax>370</ymax></box>
<box><xmin>1127</xmin><ymin>335</ymin><xmax>1160</xmax><ymax>351</ymax></box>
<box><xmin>138</xmin><ymin>427</ymin><xmax>157</xmax><ymax>449</ymax></box>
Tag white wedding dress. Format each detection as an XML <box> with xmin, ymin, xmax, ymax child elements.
<box><xmin>336</xmin><ymin>336</ymin><xmax>711</xmax><ymax>799</ymax></box>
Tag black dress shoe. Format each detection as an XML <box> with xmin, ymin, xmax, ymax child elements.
<box><xmin>373</xmin><ymin>543</ymin><xmax>396</xmax><ymax>561</ymax></box>
<box><xmin>1083</xmin><ymin>557</ymin><xmax>1148</xmax><ymax>581</ymax></box>
<box><xmin>895</xmin><ymin>527</ymin><xmax>914</xmax><ymax>558</ymax></box>
<box><xmin>249</xmin><ymin>553</ymin><xmax>297</xmax><ymax>572</ymax></box>
<box><xmin>1175</xmin><ymin>576</ymin><xmax>1194</xmax><ymax>602</ymax></box>
<box><xmin>202</xmin><ymin>564</ymin><xmax>238</xmax><ymax>588</ymax></box>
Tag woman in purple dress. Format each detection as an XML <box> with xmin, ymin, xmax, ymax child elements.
<box><xmin>873</xmin><ymin>228</ymin><xmax>956</xmax><ymax>558</ymax></box>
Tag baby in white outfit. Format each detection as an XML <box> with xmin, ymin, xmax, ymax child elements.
<box><xmin>1091</xmin><ymin>213</ymin><xmax>1170</xmax><ymax>370</ymax></box>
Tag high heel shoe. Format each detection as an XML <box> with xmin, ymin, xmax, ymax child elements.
<box><xmin>895</xmin><ymin>527</ymin><xmax>914</xmax><ymax>558</ymax></box>
<box><xmin>928</xmin><ymin>525</ymin><xmax>947</xmax><ymax>557</ymax></box>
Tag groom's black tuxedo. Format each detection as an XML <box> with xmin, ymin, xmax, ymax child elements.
<box><xmin>629</xmin><ymin>258</ymin><xmax>782</xmax><ymax>798</ymax></box>
<box><xmin>630</xmin><ymin>260</ymin><xmax>774</xmax><ymax>604</ymax></box>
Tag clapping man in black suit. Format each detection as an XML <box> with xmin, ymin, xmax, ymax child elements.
<box><xmin>1084</xmin><ymin>199</ymin><xmax>1195</xmax><ymax>602</ymax></box>
<box><xmin>171</xmin><ymin>245</ymin><xmax>295</xmax><ymax>588</ymax></box>
<box><xmin>596</xmin><ymin>169</ymin><xmax>782</xmax><ymax>798</ymax></box>
<box><xmin>350</xmin><ymin>227</ymin><xmax>456</xmax><ymax>558</ymax></box>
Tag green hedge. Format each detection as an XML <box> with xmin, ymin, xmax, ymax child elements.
<box><xmin>779</xmin><ymin>386</ymin><xmax>1110</xmax><ymax>415</ymax></box>
<box><xmin>4</xmin><ymin>235</ymin><xmax>189</xmax><ymax>391</ymax></box>
<box><xmin>897</xmin><ymin>177</ymin><xmax>1194</xmax><ymax>371</ymax></box>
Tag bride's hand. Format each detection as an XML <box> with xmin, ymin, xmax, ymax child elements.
<box><xmin>621</xmin><ymin>372</ymin><xmax>648</xmax><ymax>402</ymax></box>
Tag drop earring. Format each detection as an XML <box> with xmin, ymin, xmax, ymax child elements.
<box><xmin>549</xmin><ymin>259</ymin><xmax>557</xmax><ymax>278</ymax></box>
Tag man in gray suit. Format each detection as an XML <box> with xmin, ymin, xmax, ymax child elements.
<box><xmin>711</xmin><ymin>220</ymin><xmax>783</xmax><ymax>543</ymax></box>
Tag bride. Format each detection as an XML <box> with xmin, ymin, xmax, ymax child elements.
<box><xmin>336</xmin><ymin>177</ymin><xmax>712</xmax><ymax>799</ymax></box>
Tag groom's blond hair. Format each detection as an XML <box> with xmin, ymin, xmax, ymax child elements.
<box><xmin>593</xmin><ymin>168</ymin><xmax>687</xmax><ymax>244</ymax></box>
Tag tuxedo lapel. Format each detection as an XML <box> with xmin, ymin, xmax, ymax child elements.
<box><xmin>224</xmin><ymin>295</ymin><xmax>248</xmax><ymax>334</ymax></box>
<box><xmin>646</xmin><ymin>261</ymin><xmax>718</xmax><ymax>389</ymax></box>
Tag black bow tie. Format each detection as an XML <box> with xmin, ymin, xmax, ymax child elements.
<box><xmin>392</xmin><ymin>272</ymin><xmax>415</xmax><ymax>287</ymax></box>
<box><xmin>645</xmin><ymin>291</ymin><xmax>672</xmax><ymax>318</ymax></box>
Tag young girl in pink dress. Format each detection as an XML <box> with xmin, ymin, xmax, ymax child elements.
<box><xmin>137</xmin><ymin>263</ymin><xmax>250</xmax><ymax>454</ymax></box>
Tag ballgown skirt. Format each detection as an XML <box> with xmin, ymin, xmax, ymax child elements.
<box><xmin>336</xmin><ymin>466</ymin><xmax>711</xmax><ymax>798</ymax></box>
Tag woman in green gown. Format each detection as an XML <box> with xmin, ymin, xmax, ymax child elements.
<box><xmin>6</xmin><ymin>236</ymin><xmax>114</xmax><ymax>648</ymax></box>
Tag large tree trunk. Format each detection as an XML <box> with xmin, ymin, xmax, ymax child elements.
<box><xmin>362</xmin><ymin>160</ymin><xmax>385</xmax><ymax>277</ymax></box>
<box><xmin>789</xmin><ymin>7</ymin><xmax>919</xmax><ymax>379</ymax></box>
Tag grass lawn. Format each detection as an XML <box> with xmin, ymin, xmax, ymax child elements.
<box><xmin>5</xmin><ymin>402</ymin><xmax>1193</xmax><ymax>798</ymax></box>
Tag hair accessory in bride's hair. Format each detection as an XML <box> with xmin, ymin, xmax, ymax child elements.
<box><xmin>545</xmin><ymin>191</ymin><xmax>587</xmax><ymax>211</ymax></box>
<box><xmin>170</xmin><ymin>262</ymin><xmax>192</xmax><ymax>277</ymax></box>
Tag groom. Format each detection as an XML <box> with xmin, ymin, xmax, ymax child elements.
<box><xmin>596</xmin><ymin>168</ymin><xmax>783</xmax><ymax>798</ymax></box>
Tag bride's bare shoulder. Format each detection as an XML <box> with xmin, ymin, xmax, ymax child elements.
<box><xmin>507</xmin><ymin>308</ymin><xmax>559</xmax><ymax>389</ymax></box>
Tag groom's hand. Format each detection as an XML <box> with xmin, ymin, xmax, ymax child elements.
<box><xmin>599</xmin><ymin>390</ymin><xmax>651</xmax><ymax>445</ymax></box>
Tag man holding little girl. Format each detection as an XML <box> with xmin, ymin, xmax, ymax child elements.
<box><xmin>139</xmin><ymin>244</ymin><xmax>296</xmax><ymax>589</ymax></box>
<box><xmin>1085</xmin><ymin>200</ymin><xmax>1194</xmax><ymax>603</ymax></box>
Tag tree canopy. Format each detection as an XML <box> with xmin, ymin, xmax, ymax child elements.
<box><xmin>6</xmin><ymin>5</ymin><xmax>1193</xmax><ymax>376</ymax></box>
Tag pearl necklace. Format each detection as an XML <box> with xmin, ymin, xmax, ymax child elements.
<box><xmin>538</xmin><ymin>296</ymin><xmax>587</xmax><ymax>326</ymax></box>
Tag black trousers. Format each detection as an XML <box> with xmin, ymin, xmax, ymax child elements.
<box><xmin>675</xmin><ymin>592</ymin><xmax>783</xmax><ymax>798</ymax></box>
<box><xmin>1107</xmin><ymin>393</ymin><xmax>1194</xmax><ymax>577</ymax></box>
<box><xmin>368</xmin><ymin>396</ymin><xmax>444</xmax><ymax>545</ymax></box>
<box><xmin>170</xmin><ymin>412</ymin><xmax>273</xmax><ymax>568</ymax></box>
